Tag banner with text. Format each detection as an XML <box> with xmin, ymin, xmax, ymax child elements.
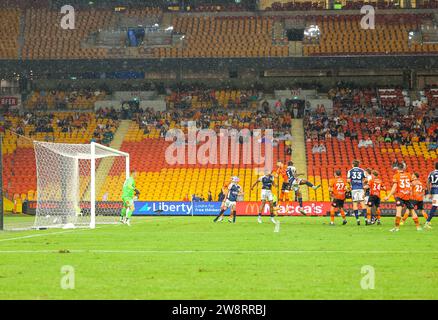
<box><xmin>134</xmin><ymin>201</ymin><xmax>230</xmax><ymax>216</ymax></box>
<box><xmin>24</xmin><ymin>201</ymin><xmax>432</xmax><ymax>216</ymax></box>
<box><xmin>0</xmin><ymin>96</ymin><xmax>18</xmax><ymax>106</ymax></box>
<box><xmin>236</xmin><ymin>201</ymin><xmax>331</xmax><ymax>216</ymax></box>
<box><xmin>236</xmin><ymin>201</ymin><xmax>432</xmax><ymax>216</ymax></box>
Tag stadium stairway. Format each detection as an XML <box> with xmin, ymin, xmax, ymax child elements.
<box><xmin>288</xmin><ymin>41</ymin><xmax>303</xmax><ymax>56</ymax></box>
<box><xmin>109</xmin><ymin>120</ymin><xmax>131</xmax><ymax>150</ymax></box>
<box><xmin>17</xmin><ymin>10</ymin><xmax>24</xmax><ymax>59</ymax></box>
<box><xmin>85</xmin><ymin>120</ymin><xmax>131</xmax><ymax>201</ymax></box>
<box><xmin>291</xmin><ymin>119</ymin><xmax>310</xmax><ymax>201</ymax></box>
<box><xmin>161</xmin><ymin>12</ymin><xmax>173</xmax><ymax>29</ymax></box>
<box><xmin>273</xmin><ymin>19</ymin><xmax>284</xmax><ymax>42</ymax></box>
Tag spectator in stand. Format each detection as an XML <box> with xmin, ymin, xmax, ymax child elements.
<box><xmin>384</xmin><ymin>134</ymin><xmax>392</xmax><ymax>143</ymax></box>
<box><xmin>365</xmin><ymin>137</ymin><xmax>374</xmax><ymax>148</ymax></box>
<box><xmin>312</xmin><ymin>143</ymin><xmax>325</xmax><ymax>153</ymax></box>
<box><xmin>358</xmin><ymin>137</ymin><xmax>373</xmax><ymax>148</ymax></box>
<box><xmin>319</xmin><ymin>142</ymin><xmax>326</xmax><ymax>153</ymax></box>
<box><xmin>102</xmin><ymin>129</ymin><xmax>114</xmax><ymax>145</ymax></box>
<box><xmin>350</xmin><ymin>131</ymin><xmax>358</xmax><ymax>140</ymax></box>
<box><xmin>15</xmin><ymin>125</ymin><xmax>24</xmax><ymax>135</ymax></box>
<box><xmin>261</xmin><ymin>100</ymin><xmax>269</xmax><ymax>112</ymax></box>
<box><xmin>428</xmin><ymin>141</ymin><xmax>438</xmax><ymax>151</ymax></box>
<box><xmin>274</xmin><ymin>99</ymin><xmax>283</xmax><ymax>112</ymax></box>
<box><xmin>337</xmin><ymin>129</ymin><xmax>345</xmax><ymax>141</ymax></box>
<box><xmin>304</xmin><ymin>102</ymin><xmax>311</xmax><ymax>116</ymax></box>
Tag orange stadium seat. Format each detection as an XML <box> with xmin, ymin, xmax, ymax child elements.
<box><xmin>303</xmin><ymin>14</ymin><xmax>436</xmax><ymax>56</ymax></box>
<box><xmin>153</xmin><ymin>16</ymin><xmax>289</xmax><ymax>58</ymax></box>
<box><xmin>98</xmin><ymin>114</ymin><xmax>289</xmax><ymax>202</ymax></box>
<box><xmin>0</xmin><ymin>8</ymin><xmax>20</xmax><ymax>59</ymax></box>
<box><xmin>1</xmin><ymin>8</ymin><xmax>435</xmax><ymax>60</ymax></box>
<box><xmin>306</xmin><ymin>117</ymin><xmax>437</xmax><ymax>202</ymax></box>
<box><xmin>2</xmin><ymin>110</ymin><xmax>290</xmax><ymax>202</ymax></box>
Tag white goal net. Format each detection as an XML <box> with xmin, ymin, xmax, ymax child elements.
<box><xmin>33</xmin><ymin>141</ymin><xmax>129</xmax><ymax>229</ymax></box>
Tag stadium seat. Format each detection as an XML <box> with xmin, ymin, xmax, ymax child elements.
<box><xmin>0</xmin><ymin>8</ymin><xmax>20</xmax><ymax>59</ymax></box>
<box><xmin>306</xmin><ymin>117</ymin><xmax>437</xmax><ymax>201</ymax></box>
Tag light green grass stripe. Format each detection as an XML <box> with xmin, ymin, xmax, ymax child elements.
<box><xmin>0</xmin><ymin>249</ymin><xmax>437</xmax><ymax>254</ymax></box>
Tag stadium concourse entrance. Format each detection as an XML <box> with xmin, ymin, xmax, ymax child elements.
<box><xmin>285</xmin><ymin>98</ymin><xmax>305</xmax><ymax>118</ymax></box>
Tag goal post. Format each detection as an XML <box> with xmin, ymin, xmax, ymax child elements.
<box><xmin>33</xmin><ymin>141</ymin><xmax>130</xmax><ymax>229</ymax></box>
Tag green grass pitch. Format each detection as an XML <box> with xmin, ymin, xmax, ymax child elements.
<box><xmin>0</xmin><ymin>215</ymin><xmax>437</xmax><ymax>299</ymax></box>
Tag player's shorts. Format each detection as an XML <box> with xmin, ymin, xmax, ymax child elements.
<box><xmin>367</xmin><ymin>195</ymin><xmax>381</xmax><ymax>208</ymax></box>
<box><xmin>395</xmin><ymin>197</ymin><xmax>414</xmax><ymax>209</ymax></box>
<box><xmin>122</xmin><ymin>197</ymin><xmax>134</xmax><ymax>207</ymax></box>
<box><xmin>332</xmin><ymin>198</ymin><xmax>345</xmax><ymax>208</ymax></box>
<box><xmin>411</xmin><ymin>200</ymin><xmax>424</xmax><ymax>210</ymax></box>
<box><xmin>351</xmin><ymin>189</ymin><xmax>365</xmax><ymax>202</ymax></box>
<box><xmin>288</xmin><ymin>179</ymin><xmax>301</xmax><ymax>192</ymax></box>
<box><xmin>261</xmin><ymin>189</ymin><xmax>274</xmax><ymax>201</ymax></box>
<box><xmin>223</xmin><ymin>199</ymin><xmax>237</xmax><ymax>208</ymax></box>
<box><xmin>364</xmin><ymin>195</ymin><xmax>370</xmax><ymax>204</ymax></box>
<box><xmin>281</xmin><ymin>182</ymin><xmax>291</xmax><ymax>192</ymax></box>
<box><xmin>432</xmin><ymin>194</ymin><xmax>438</xmax><ymax>206</ymax></box>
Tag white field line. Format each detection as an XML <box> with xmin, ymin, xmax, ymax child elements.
<box><xmin>0</xmin><ymin>217</ymin><xmax>185</xmax><ymax>243</ymax></box>
<box><xmin>0</xmin><ymin>230</ymin><xmax>79</xmax><ymax>243</ymax></box>
<box><xmin>0</xmin><ymin>227</ymin><xmax>101</xmax><ymax>243</ymax></box>
<box><xmin>0</xmin><ymin>249</ymin><xmax>437</xmax><ymax>254</ymax></box>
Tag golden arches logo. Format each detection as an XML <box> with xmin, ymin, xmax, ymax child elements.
<box><xmin>244</xmin><ymin>203</ymin><xmax>260</xmax><ymax>215</ymax></box>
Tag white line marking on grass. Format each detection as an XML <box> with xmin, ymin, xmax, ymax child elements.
<box><xmin>0</xmin><ymin>228</ymin><xmax>99</xmax><ymax>243</ymax></box>
<box><xmin>0</xmin><ymin>250</ymin><xmax>437</xmax><ymax>254</ymax></box>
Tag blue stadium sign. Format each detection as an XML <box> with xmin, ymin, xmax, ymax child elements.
<box><xmin>134</xmin><ymin>201</ymin><xmax>230</xmax><ymax>216</ymax></box>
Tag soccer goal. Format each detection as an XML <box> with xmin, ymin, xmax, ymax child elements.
<box><xmin>32</xmin><ymin>141</ymin><xmax>129</xmax><ymax>230</ymax></box>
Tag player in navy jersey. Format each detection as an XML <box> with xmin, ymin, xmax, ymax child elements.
<box><xmin>213</xmin><ymin>176</ymin><xmax>243</xmax><ymax>223</ymax></box>
<box><xmin>425</xmin><ymin>162</ymin><xmax>438</xmax><ymax>229</ymax></box>
<box><xmin>285</xmin><ymin>161</ymin><xmax>320</xmax><ymax>214</ymax></box>
<box><xmin>251</xmin><ymin>171</ymin><xmax>278</xmax><ymax>225</ymax></box>
<box><xmin>347</xmin><ymin>160</ymin><xmax>369</xmax><ymax>225</ymax></box>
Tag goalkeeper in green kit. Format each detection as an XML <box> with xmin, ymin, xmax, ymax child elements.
<box><xmin>120</xmin><ymin>172</ymin><xmax>139</xmax><ymax>226</ymax></box>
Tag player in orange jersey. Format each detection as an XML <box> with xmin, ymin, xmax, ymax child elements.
<box><xmin>401</xmin><ymin>172</ymin><xmax>428</xmax><ymax>224</ymax></box>
<box><xmin>328</xmin><ymin>170</ymin><xmax>348</xmax><ymax>226</ymax></box>
<box><xmin>384</xmin><ymin>163</ymin><xmax>422</xmax><ymax>232</ymax></box>
<box><xmin>275</xmin><ymin>161</ymin><xmax>291</xmax><ymax>202</ymax></box>
<box><xmin>218</xmin><ymin>178</ymin><xmax>232</xmax><ymax>212</ymax></box>
<box><xmin>366</xmin><ymin>170</ymin><xmax>386</xmax><ymax>225</ymax></box>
